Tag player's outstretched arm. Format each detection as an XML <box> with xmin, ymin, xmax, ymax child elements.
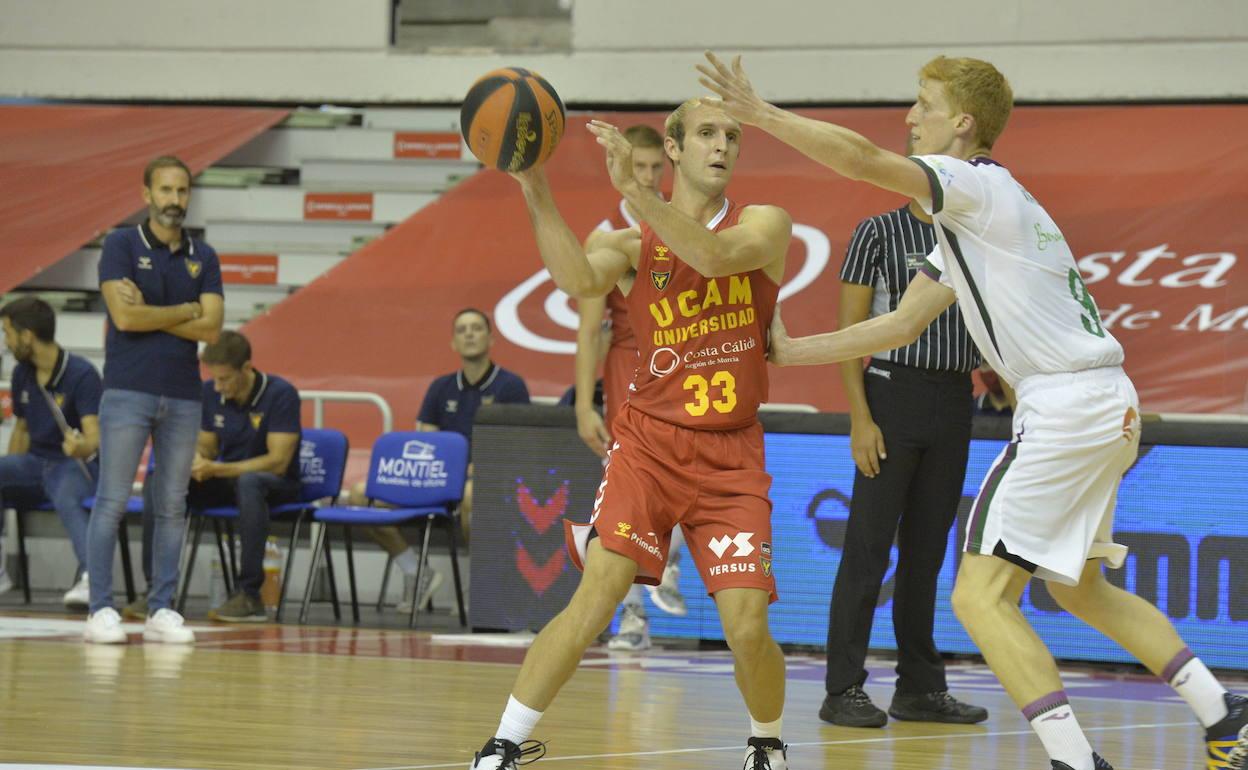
<box><xmin>512</xmin><ymin>167</ymin><xmax>632</xmax><ymax>297</ymax></box>
<box><xmin>770</xmin><ymin>273</ymin><xmax>956</xmax><ymax>366</ymax></box>
<box><xmin>697</xmin><ymin>52</ymin><xmax>930</xmax><ymax>202</ymax></box>
<box><xmin>587</xmin><ymin>119</ymin><xmax>790</xmax><ymax>279</ymax></box>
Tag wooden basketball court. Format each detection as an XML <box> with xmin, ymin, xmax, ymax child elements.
<box><xmin>0</xmin><ymin>613</ymin><xmax>1228</xmax><ymax>769</ymax></box>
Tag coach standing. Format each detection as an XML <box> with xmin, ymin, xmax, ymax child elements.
<box><xmin>83</xmin><ymin>155</ymin><xmax>224</xmax><ymax>645</ymax></box>
<box><xmin>819</xmin><ymin>198</ymin><xmax>988</xmax><ymax>726</ymax></box>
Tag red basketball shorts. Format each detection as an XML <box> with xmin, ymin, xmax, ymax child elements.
<box><xmin>564</xmin><ymin>402</ymin><xmax>777</xmax><ymax>603</ymax></box>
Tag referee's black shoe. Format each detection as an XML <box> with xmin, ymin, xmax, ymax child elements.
<box><xmin>888</xmin><ymin>690</ymin><xmax>988</xmax><ymax>724</ymax></box>
<box><xmin>818</xmin><ymin>685</ymin><xmax>887</xmax><ymax>728</ymax></box>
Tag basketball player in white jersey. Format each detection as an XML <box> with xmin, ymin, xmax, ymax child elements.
<box><xmin>576</xmin><ymin>124</ymin><xmax>689</xmax><ymax>651</ymax></box>
<box><xmin>700</xmin><ymin>52</ymin><xmax>1248</xmax><ymax>770</ymax></box>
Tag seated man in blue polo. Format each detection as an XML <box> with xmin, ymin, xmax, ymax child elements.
<box><xmin>0</xmin><ymin>297</ymin><xmax>102</xmax><ymax>608</ymax></box>
<box><xmin>350</xmin><ymin>308</ymin><xmax>529</xmax><ymax>612</ymax></box>
<box><xmin>183</xmin><ymin>330</ymin><xmax>301</xmax><ymax>623</ymax></box>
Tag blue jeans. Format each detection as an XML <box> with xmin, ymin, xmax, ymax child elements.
<box><xmin>87</xmin><ymin>389</ymin><xmax>200</xmax><ymax>615</ymax></box>
<box><xmin>0</xmin><ymin>453</ymin><xmax>98</xmax><ymax>575</ymax></box>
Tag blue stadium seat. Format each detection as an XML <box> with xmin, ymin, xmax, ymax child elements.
<box><xmin>177</xmin><ymin>427</ymin><xmax>349</xmax><ymax>622</ymax></box>
<box><xmin>299</xmin><ymin>430</ymin><xmax>468</xmax><ymax>628</ymax></box>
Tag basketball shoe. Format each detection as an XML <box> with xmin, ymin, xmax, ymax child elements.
<box><xmin>645</xmin><ymin>562</ymin><xmax>687</xmax><ymax>616</ymax></box>
<box><xmin>1051</xmin><ymin>754</ymin><xmax>1113</xmax><ymax>770</ymax></box>
<box><xmin>469</xmin><ymin>737</ymin><xmax>546</xmax><ymax>769</ymax></box>
<box><xmin>1206</xmin><ymin>692</ymin><xmax>1248</xmax><ymax>769</ymax></box>
<box><xmin>607</xmin><ymin>604</ymin><xmax>650</xmax><ymax>651</ymax></box>
<box><xmin>744</xmin><ymin>737</ymin><xmax>788</xmax><ymax>770</ymax></box>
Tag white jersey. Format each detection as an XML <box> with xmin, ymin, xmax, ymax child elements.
<box><xmin>911</xmin><ymin>155</ymin><xmax>1124</xmax><ymax>386</ymax></box>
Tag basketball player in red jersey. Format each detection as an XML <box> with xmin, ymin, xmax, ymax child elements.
<box><xmin>467</xmin><ymin>99</ymin><xmax>793</xmax><ymax>770</ymax></box>
<box><xmin>575</xmin><ymin>124</ymin><xmax>689</xmax><ymax>651</ymax></box>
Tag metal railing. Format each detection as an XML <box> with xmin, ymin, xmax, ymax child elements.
<box><xmin>301</xmin><ymin>390</ymin><xmax>394</xmax><ymax>434</ymax></box>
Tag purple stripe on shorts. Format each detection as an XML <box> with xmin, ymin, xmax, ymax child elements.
<box><xmin>1161</xmin><ymin>647</ymin><xmax>1195</xmax><ymax>684</ymax></box>
<box><xmin>1022</xmin><ymin>691</ymin><xmax>1070</xmax><ymax>721</ymax></box>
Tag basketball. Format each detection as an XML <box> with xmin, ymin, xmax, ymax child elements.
<box><xmin>459</xmin><ymin>67</ymin><xmax>566</xmax><ymax>172</ymax></box>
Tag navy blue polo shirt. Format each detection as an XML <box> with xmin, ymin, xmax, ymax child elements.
<box><xmin>418</xmin><ymin>364</ymin><xmax>530</xmax><ymax>443</ymax></box>
<box><xmin>202</xmin><ymin>371</ymin><xmax>302</xmax><ymax>480</ymax></box>
<box><xmin>99</xmin><ymin>222</ymin><xmax>224</xmax><ymax>401</ymax></box>
<box><xmin>11</xmin><ymin>350</ymin><xmax>103</xmax><ymax>460</ymax></box>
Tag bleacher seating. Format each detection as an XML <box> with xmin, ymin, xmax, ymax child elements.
<box><xmin>6</xmin><ymin>107</ymin><xmax>484</xmax><ymax>367</ymax></box>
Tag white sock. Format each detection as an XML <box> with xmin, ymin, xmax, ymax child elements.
<box><xmin>394</xmin><ymin>548</ymin><xmax>421</xmax><ymax>577</ymax></box>
<box><xmin>1166</xmin><ymin>653</ymin><xmax>1229</xmax><ymax>727</ymax></box>
<box><xmin>496</xmin><ymin>695</ymin><xmax>543</xmax><ymax>745</ymax></box>
<box><xmin>623</xmin><ymin>584</ymin><xmax>644</xmax><ymax>608</ymax></box>
<box><xmin>1025</xmin><ymin>693</ymin><xmax>1093</xmax><ymax>769</ymax></box>
<box><xmin>750</xmin><ymin>715</ymin><xmax>782</xmax><ymax>739</ymax></box>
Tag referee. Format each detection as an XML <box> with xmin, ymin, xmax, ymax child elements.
<box><xmin>819</xmin><ymin>199</ymin><xmax>989</xmax><ymax>727</ymax></box>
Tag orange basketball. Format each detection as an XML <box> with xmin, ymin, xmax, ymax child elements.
<box><xmin>460</xmin><ymin>67</ymin><xmax>566</xmax><ymax>172</ymax></box>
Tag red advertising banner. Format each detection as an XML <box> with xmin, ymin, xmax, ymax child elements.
<box><xmin>394</xmin><ymin>131</ymin><xmax>463</xmax><ymax>159</ymax></box>
<box><xmin>303</xmin><ymin>193</ymin><xmax>373</xmax><ymax>221</ymax></box>
<box><xmin>246</xmin><ymin>105</ymin><xmax>1248</xmax><ymax>447</ymax></box>
<box><xmin>220</xmin><ymin>254</ymin><xmax>279</xmax><ymax>285</ymax></box>
<box><xmin>0</xmin><ymin>388</ymin><xmax>11</xmax><ymax>420</ymax></box>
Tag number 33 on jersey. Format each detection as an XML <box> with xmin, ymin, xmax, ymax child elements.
<box><xmin>625</xmin><ymin>200</ymin><xmax>780</xmax><ymax>430</ymax></box>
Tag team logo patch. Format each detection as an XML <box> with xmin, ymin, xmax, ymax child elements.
<box><xmin>214</xmin><ymin>414</ymin><xmax>225</xmax><ymax>428</ymax></box>
<box><xmin>249</xmin><ymin>412</ymin><xmax>263</xmax><ymax>430</ymax></box>
<box><xmin>445</xmin><ymin>399</ymin><xmax>458</xmax><ymax>413</ymax></box>
<box><xmin>760</xmin><ymin>542</ymin><xmax>772</xmax><ymax>577</ymax></box>
<box><xmin>708</xmin><ymin>532</ymin><xmax>754</xmax><ymax>559</ymax></box>
<box><xmin>482</xmin><ymin>395</ymin><xmax>495</xmax><ymax>405</ymax></box>
<box><xmin>654</xmin><ymin>245</ymin><xmax>671</xmax><ymax>262</ymax></box>
<box><xmin>651</xmin><ymin>270</ymin><xmax>671</xmax><ymax>291</ymax></box>
<box><xmin>614</xmin><ymin>522</ymin><xmax>632</xmax><ymax>537</ymax></box>
<box><xmin>185</xmin><ymin>259</ymin><xmax>202</xmax><ymax>278</ymax></box>
<box><xmin>138</xmin><ymin>256</ymin><xmax>153</xmax><ymax>270</ymax></box>
<box><xmin>54</xmin><ymin>393</ymin><xmax>66</xmax><ymax>408</ymax></box>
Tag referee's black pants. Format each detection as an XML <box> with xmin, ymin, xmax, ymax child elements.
<box><xmin>825</xmin><ymin>359</ymin><xmax>972</xmax><ymax>697</ymax></box>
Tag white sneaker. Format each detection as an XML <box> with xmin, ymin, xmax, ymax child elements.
<box><xmin>143</xmin><ymin>608</ymin><xmax>195</xmax><ymax>644</ymax></box>
<box><xmin>401</xmin><ymin>567</ymin><xmax>444</xmax><ymax>614</ymax></box>
<box><xmin>607</xmin><ymin>604</ymin><xmax>650</xmax><ymax>651</ymax></box>
<box><xmin>0</xmin><ymin>571</ymin><xmax>12</xmax><ymax>596</ymax></box>
<box><xmin>83</xmin><ymin>607</ymin><xmax>129</xmax><ymax>644</ymax></box>
<box><xmin>744</xmin><ymin>738</ymin><xmax>788</xmax><ymax>770</ymax></box>
<box><xmin>63</xmin><ymin>572</ymin><xmax>90</xmax><ymax>609</ymax></box>
<box><xmin>646</xmin><ymin>562</ymin><xmax>688</xmax><ymax>616</ymax></box>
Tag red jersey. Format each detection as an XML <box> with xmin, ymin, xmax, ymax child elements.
<box><xmin>599</xmin><ymin>199</ymin><xmax>638</xmax><ymax>351</ymax></box>
<box><xmin>626</xmin><ymin>199</ymin><xmax>779</xmax><ymax>430</ymax></box>
<box><xmin>605</xmin><ymin>288</ymin><xmax>635</xmax><ymax>349</ymax></box>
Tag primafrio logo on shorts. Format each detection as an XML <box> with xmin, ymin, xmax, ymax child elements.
<box><xmin>708</xmin><ymin>532</ymin><xmax>754</xmax><ymax>559</ymax></box>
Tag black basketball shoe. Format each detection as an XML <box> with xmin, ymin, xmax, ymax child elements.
<box><xmin>1206</xmin><ymin>692</ymin><xmax>1248</xmax><ymax>769</ymax></box>
<box><xmin>1050</xmin><ymin>753</ymin><xmax>1113</xmax><ymax>770</ymax></box>
<box><xmin>469</xmin><ymin>737</ymin><xmax>546</xmax><ymax>769</ymax></box>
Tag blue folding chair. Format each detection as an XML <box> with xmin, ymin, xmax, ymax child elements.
<box><xmin>177</xmin><ymin>428</ymin><xmax>349</xmax><ymax>622</ymax></box>
<box><xmin>299</xmin><ymin>431</ymin><xmax>468</xmax><ymax>628</ymax></box>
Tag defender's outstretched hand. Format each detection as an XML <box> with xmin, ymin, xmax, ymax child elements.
<box><xmin>696</xmin><ymin>52</ymin><xmax>773</xmax><ymax>126</ymax></box>
<box><xmin>585</xmin><ymin>120</ymin><xmax>638</xmax><ymax>194</ymax></box>
<box><xmin>767</xmin><ymin>305</ymin><xmax>792</xmax><ymax>366</ymax></box>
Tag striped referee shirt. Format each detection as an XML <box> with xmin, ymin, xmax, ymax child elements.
<box><xmin>840</xmin><ymin>205</ymin><xmax>981</xmax><ymax>372</ymax></box>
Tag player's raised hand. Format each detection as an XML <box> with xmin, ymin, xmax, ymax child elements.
<box><xmin>697</xmin><ymin>52</ymin><xmax>772</xmax><ymax>126</ymax></box>
<box><xmin>586</xmin><ymin>120</ymin><xmax>637</xmax><ymax>194</ymax></box>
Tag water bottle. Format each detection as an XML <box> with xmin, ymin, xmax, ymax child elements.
<box><xmin>261</xmin><ymin>537</ymin><xmax>283</xmax><ymax>613</ymax></box>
